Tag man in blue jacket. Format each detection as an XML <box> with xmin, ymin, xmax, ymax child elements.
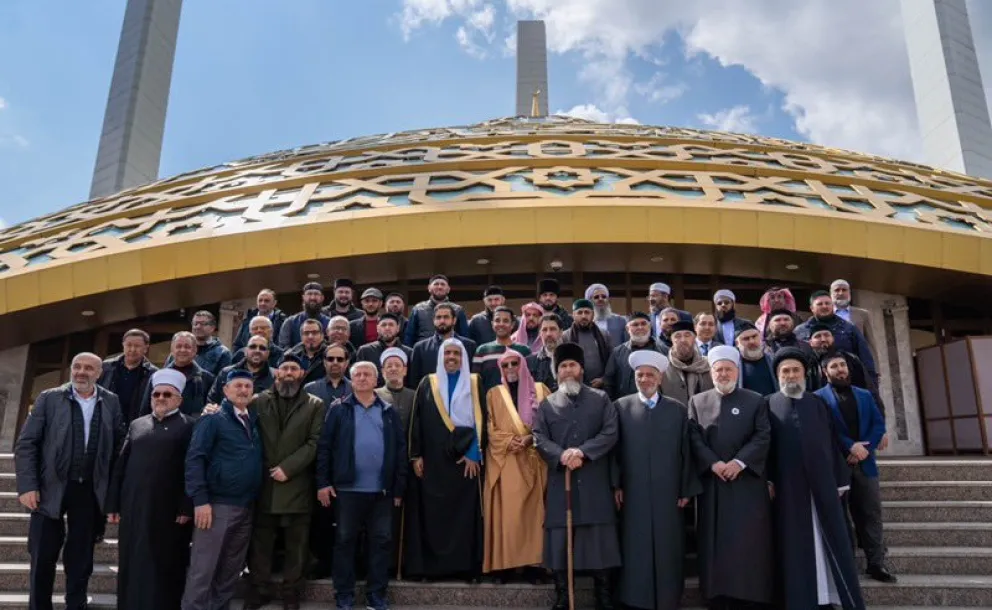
<box><xmin>815</xmin><ymin>353</ymin><xmax>896</xmax><ymax>584</ymax></box>
<box><xmin>182</xmin><ymin>369</ymin><xmax>264</xmax><ymax>610</ymax></box>
<box><xmin>317</xmin><ymin>361</ymin><xmax>407</xmax><ymax>610</ymax></box>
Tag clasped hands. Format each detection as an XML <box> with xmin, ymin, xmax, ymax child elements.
<box><xmin>847</xmin><ymin>441</ymin><xmax>870</xmax><ymax>465</ymax></box>
<box><xmin>559</xmin><ymin>448</ymin><xmax>584</xmax><ymax>470</ymax></box>
<box><xmin>508</xmin><ymin>434</ymin><xmax>533</xmax><ymax>453</ymax></box>
<box><xmin>710</xmin><ymin>460</ymin><xmax>744</xmax><ymax>482</ymax></box>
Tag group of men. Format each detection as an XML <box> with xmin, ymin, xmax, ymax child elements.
<box><xmin>14</xmin><ymin>274</ymin><xmax>894</xmax><ymax>610</ymax></box>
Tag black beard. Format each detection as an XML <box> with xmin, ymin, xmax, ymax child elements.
<box><xmin>378</xmin><ymin>334</ymin><xmax>397</xmax><ymax>345</ymax></box>
<box><xmin>435</xmin><ymin>325</ymin><xmax>452</xmax><ymax>335</ymax></box>
<box><xmin>830</xmin><ymin>376</ymin><xmax>852</xmax><ymax>389</ymax></box>
<box><xmin>541</xmin><ymin>302</ymin><xmax>555</xmax><ymax>311</ymax></box>
<box><xmin>717</xmin><ymin>309</ymin><xmax>736</xmax><ymax>324</ymax></box>
<box><xmin>304</xmin><ymin>303</ymin><xmax>322</xmax><ymax>316</ymax></box>
<box><xmin>336</xmin><ymin>298</ymin><xmax>352</xmax><ymax>308</ymax></box>
<box><xmin>276</xmin><ymin>380</ymin><xmax>301</xmax><ymax>397</ymax></box>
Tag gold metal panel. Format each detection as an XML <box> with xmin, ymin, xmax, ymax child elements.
<box><xmin>384</xmin><ymin>211</ymin><xmax>429</xmax><ymax>252</ymax></box>
<box><xmin>757</xmin><ymin>213</ymin><xmax>796</xmax><ymax>250</ymax></box>
<box><xmin>107</xmin><ymin>251</ymin><xmax>143</xmax><ymax>290</ymax></box>
<box><xmin>207</xmin><ymin>234</ymin><xmax>247</xmax><ymax>274</ymax></box>
<box><xmin>942</xmin><ymin>233</ymin><xmax>982</xmax><ymax>272</ymax></box>
<box><xmin>573</xmin><ymin>204</ymin><xmax>649</xmax><ymax>243</ymax></box>
<box><xmin>532</xmin><ymin>207</ymin><xmax>574</xmax><ymax>244</ymax></box>
<box><xmin>174</xmin><ymin>239</ymin><xmax>212</xmax><ymax>280</ymax></box>
<box><xmin>6</xmin><ymin>273</ymin><xmax>40</xmax><ymax>312</ymax></box>
<box><xmin>865</xmin><ymin>224</ymin><xmax>906</xmax><ymax>262</ymax></box>
<box><xmin>71</xmin><ymin>258</ymin><xmax>109</xmax><ymax>297</ymax></box>
<box><xmin>718</xmin><ymin>209</ymin><xmax>759</xmax><ymax>248</ymax></box>
<box><xmin>829</xmin><ymin>218</ymin><xmax>869</xmax><ymax>259</ymax></box>
<box><xmin>647</xmin><ymin>207</ymin><xmax>686</xmax><ymax>243</ymax></box>
<box><xmin>38</xmin><ymin>265</ymin><xmax>74</xmax><ymax>304</ymax></box>
<box><xmin>277</xmin><ymin>225</ymin><xmax>318</xmax><ymax>264</ymax></box>
<box><xmin>683</xmin><ymin>207</ymin><xmax>721</xmax><ymax>245</ymax></box>
<box><xmin>140</xmin><ymin>245</ymin><xmax>177</xmax><ymax>283</ymax></box>
<box><xmin>0</xmin><ymin>279</ymin><xmax>8</xmax><ymax>315</ymax></box>
<box><xmin>793</xmin><ymin>215</ymin><xmax>834</xmax><ymax>255</ymax></box>
<box><xmin>903</xmin><ymin>228</ymin><xmax>943</xmax><ymax>268</ymax></box>
<box><xmin>981</xmin><ymin>238</ymin><xmax>992</xmax><ymax>276</ymax></box>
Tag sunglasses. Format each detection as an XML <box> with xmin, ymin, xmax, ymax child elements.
<box><xmin>500</xmin><ymin>361</ymin><xmax>521</xmax><ymax>369</ymax></box>
<box><xmin>247</xmin><ymin>344</ymin><xmax>269</xmax><ymax>351</ymax></box>
<box><xmin>325</xmin><ymin>356</ymin><xmax>347</xmax><ymax>363</ymax></box>
<box><xmin>152</xmin><ymin>391</ymin><xmax>178</xmax><ymax>399</ymax></box>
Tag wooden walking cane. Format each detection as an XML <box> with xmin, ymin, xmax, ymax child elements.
<box><xmin>396</xmin><ymin>504</ymin><xmax>405</xmax><ymax>581</ymax></box>
<box><xmin>565</xmin><ymin>468</ymin><xmax>575</xmax><ymax>610</ymax></box>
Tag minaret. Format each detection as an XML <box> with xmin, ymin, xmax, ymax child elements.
<box><xmin>90</xmin><ymin>0</ymin><xmax>183</xmax><ymax>199</ymax></box>
<box><xmin>516</xmin><ymin>21</ymin><xmax>549</xmax><ymax>117</ymax></box>
<box><xmin>901</xmin><ymin>0</ymin><xmax>992</xmax><ymax>178</ymax></box>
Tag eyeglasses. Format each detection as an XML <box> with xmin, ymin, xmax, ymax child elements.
<box><xmin>592</xmin><ymin>295</ymin><xmax>609</xmax><ymax>301</ymax></box>
<box><xmin>152</xmin><ymin>391</ymin><xmax>178</xmax><ymax>399</ymax></box>
<box><xmin>302</xmin><ymin>330</ymin><xmax>322</xmax><ymax>336</ymax></box>
<box><xmin>325</xmin><ymin>356</ymin><xmax>347</xmax><ymax>363</ymax></box>
<box><xmin>247</xmin><ymin>344</ymin><xmax>269</xmax><ymax>351</ymax></box>
<box><xmin>500</xmin><ymin>361</ymin><xmax>521</xmax><ymax>369</ymax></box>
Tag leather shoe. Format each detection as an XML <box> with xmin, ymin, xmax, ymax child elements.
<box><xmin>243</xmin><ymin>589</ymin><xmax>270</xmax><ymax>610</ymax></box>
<box><xmin>867</xmin><ymin>565</ymin><xmax>897</xmax><ymax>583</ymax></box>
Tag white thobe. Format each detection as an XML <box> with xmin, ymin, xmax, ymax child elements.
<box><xmin>811</xmin><ymin>497</ymin><xmax>841</xmax><ymax>606</ymax></box>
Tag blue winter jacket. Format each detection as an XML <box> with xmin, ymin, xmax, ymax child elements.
<box><xmin>815</xmin><ymin>385</ymin><xmax>886</xmax><ymax>478</ymax></box>
<box><xmin>185</xmin><ymin>399</ymin><xmax>263</xmax><ymax>507</ymax></box>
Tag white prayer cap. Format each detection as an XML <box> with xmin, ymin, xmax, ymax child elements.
<box><xmin>649</xmin><ymin>282</ymin><xmax>671</xmax><ymax>295</ymax></box>
<box><xmin>707</xmin><ymin>345</ymin><xmax>741</xmax><ymax>369</ymax></box>
<box><xmin>152</xmin><ymin>368</ymin><xmax>186</xmax><ymax>393</ymax></box>
<box><xmin>380</xmin><ymin>347</ymin><xmax>408</xmax><ymax>367</ymax></box>
<box><xmin>713</xmin><ymin>289</ymin><xmax>736</xmax><ymax>303</ymax></box>
<box><xmin>830</xmin><ymin>279</ymin><xmax>850</xmax><ymax>290</ymax></box>
<box><xmin>585</xmin><ymin>283</ymin><xmax>609</xmax><ymax>299</ymax></box>
<box><xmin>628</xmin><ymin>350</ymin><xmax>669</xmax><ymax>375</ymax></box>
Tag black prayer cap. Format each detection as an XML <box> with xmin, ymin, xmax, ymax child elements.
<box><xmin>768</xmin><ymin>308</ymin><xmax>795</xmax><ymax>320</ymax></box>
<box><xmin>539</xmin><ymin>278</ymin><xmax>561</xmax><ymax>296</ymax></box>
<box><xmin>553</xmin><ymin>343</ymin><xmax>585</xmax><ymax>370</ymax></box>
<box><xmin>807</xmin><ymin>322</ymin><xmax>832</xmax><ymax>336</ymax></box>
<box><xmin>334</xmin><ymin>278</ymin><xmax>354</xmax><ymax>290</ymax></box>
<box><xmin>629</xmin><ymin>311</ymin><xmax>651</xmax><ymax>322</ymax></box>
<box><xmin>385</xmin><ymin>291</ymin><xmax>406</xmax><ymax>302</ymax></box>
<box><xmin>379</xmin><ymin>312</ymin><xmax>401</xmax><ymax>324</ymax></box>
<box><xmin>809</xmin><ymin>290</ymin><xmax>830</xmax><ymax>304</ymax></box>
<box><xmin>670</xmin><ymin>320</ymin><xmax>695</xmax><ymax>335</ymax></box>
<box><xmin>772</xmin><ymin>347</ymin><xmax>808</xmax><ymax>373</ymax></box>
<box><xmin>225</xmin><ymin>369</ymin><xmax>254</xmax><ymax>384</ymax></box>
<box><xmin>302</xmin><ymin>281</ymin><xmax>323</xmax><ymax>293</ymax></box>
<box><xmin>279</xmin><ymin>353</ymin><xmax>305</xmax><ymax>368</ymax></box>
<box><xmin>734</xmin><ymin>321</ymin><xmax>758</xmax><ymax>340</ymax></box>
<box><xmin>484</xmin><ymin>285</ymin><xmax>503</xmax><ymax>297</ymax></box>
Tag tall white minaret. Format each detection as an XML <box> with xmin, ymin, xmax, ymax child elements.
<box><xmin>516</xmin><ymin>21</ymin><xmax>549</xmax><ymax>117</ymax></box>
<box><xmin>90</xmin><ymin>0</ymin><xmax>183</xmax><ymax>199</ymax></box>
<box><xmin>901</xmin><ymin>0</ymin><xmax>992</xmax><ymax>178</ymax></box>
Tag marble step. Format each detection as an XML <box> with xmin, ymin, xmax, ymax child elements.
<box><xmin>879</xmin><ymin>481</ymin><xmax>992</xmax><ymax>502</ymax></box>
<box><xmin>883</xmin><ymin>522</ymin><xmax>992</xmax><ymax>547</ymax></box>
<box><xmin>882</xmin><ymin>500</ymin><xmax>992</xmax><ymax>522</ymax></box>
<box><xmin>0</xmin><ymin>568</ymin><xmax>988</xmax><ymax>607</ymax></box>
<box><xmin>876</xmin><ymin>459</ymin><xmax>992</xmax><ymax>483</ymax></box>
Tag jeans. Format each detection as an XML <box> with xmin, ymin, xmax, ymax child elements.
<box><xmin>333</xmin><ymin>492</ymin><xmax>393</xmax><ymax>607</ymax></box>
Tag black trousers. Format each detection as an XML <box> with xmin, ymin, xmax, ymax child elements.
<box><xmin>847</xmin><ymin>466</ymin><xmax>886</xmax><ymax>567</ymax></box>
<box><xmin>28</xmin><ymin>480</ymin><xmax>99</xmax><ymax>610</ymax></box>
<box><xmin>333</xmin><ymin>492</ymin><xmax>393</xmax><ymax>605</ymax></box>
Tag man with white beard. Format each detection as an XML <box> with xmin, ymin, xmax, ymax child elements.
<box><xmin>613</xmin><ymin>350</ymin><xmax>699</xmax><ymax>610</ymax></box>
<box><xmin>767</xmin><ymin>348</ymin><xmax>865</xmax><ymax>610</ymax></box>
<box><xmin>735</xmin><ymin>323</ymin><xmax>778</xmax><ymax>396</ymax></box>
<box><xmin>603</xmin><ymin>312</ymin><xmax>669</xmax><ymax>400</ymax></box>
<box><xmin>585</xmin><ymin>283</ymin><xmax>628</xmax><ymax>348</ymax></box>
<box><xmin>533</xmin><ymin>343</ymin><xmax>620</xmax><ymax>610</ymax></box>
<box><xmin>687</xmin><ymin>346</ymin><xmax>773</xmax><ymax>610</ymax></box>
<box><xmin>661</xmin><ymin>320</ymin><xmax>713</xmax><ymax>405</ymax></box>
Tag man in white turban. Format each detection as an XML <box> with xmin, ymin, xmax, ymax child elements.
<box><xmin>612</xmin><ymin>348</ymin><xmax>700</xmax><ymax>610</ymax></box>
<box><xmin>404</xmin><ymin>338</ymin><xmax>485</xmax><ymax>582</ymax></box>
<box><xmin>585</xmin><ymin>283</ymin><xmax>628</xmax><ymax>347</ymax></box>
<box><xmin>713</xmin><ymin>289</ymin><xmax>753</xmax><ymax>347</ymax></box>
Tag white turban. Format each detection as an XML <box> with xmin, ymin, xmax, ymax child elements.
<box><xmin>380</xmin><ymin>347</ymin><xmax>408</xmax><ymax>367</ymax></box>
<box><xmin>713</xmin><ymin>289</ymin><xmax>736</xmax><ymax>303</ymax></box>
<box><xmin>830</xmin><ymin>279</ymin><xmax>850</xmax><ymax>290</ymax></box>
<box><xmin>649</xmin><ymin>282</ymin><xmax>671</xmax><ymax>295</ymax></box>
<box><xmin>707</xmin><ymin>345</ymin><xmax>741</xmax><ymax>368</ymax></box>
<box><xmin>585</xmin><ymin>283</ymin><xmax>609</xmax><ymax>299</ymax></box>
<box><xmin>152</xmin><ymin>368</ymin><xmax>186</xmax><ymax>393</ymax></box>
<box><xmin>628</xmin><ymin>350</ymin><xmax>670</xmax><ymax>375</ymax></box>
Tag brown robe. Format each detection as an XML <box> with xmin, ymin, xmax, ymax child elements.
<box><xmin>483</xmin><ymin>382</ymin><xmax>551</xmax><ymax>572</ymax></box>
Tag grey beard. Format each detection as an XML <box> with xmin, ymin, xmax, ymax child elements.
<box><xmin>561</xmin><ymin>380</ymin><xmax>582</xmax><ymax>396</ymax></box>
<box><xmin>673</xmin><ymin>347</ymin><xmax>695</xmax><ymax>362</ymax></box>
<box><xmin>781</xmin><ymin>382</ymin><xmax>804</xmax><ymax>398</ymax></box>
<box><xmin>715</xmin><ymin>381</ymin><xmax>737</xmax><ymax>394</ymax></box>
<box><xmin>594</xmin><ymin>306</ymin><xmax>612</xmax><ymax>321</ymax></box>
<box><xmin>276</xmin><ymin>380</ymin><xmax>301</xmax><ymax>397</ymax></box>
<box><xmin>630</xmin><ymin>333</ymin><xmax>651</xmax><ymax>347</ymax></box>
<box><xmin>741</xmin><ymin>347</ymin><xmax>765</xmax><ymax>361</ymax></box>
<box><xmin>834</xmin><ymin>298</ymin><xmax>850</xmax><ymax>308</ymax></box>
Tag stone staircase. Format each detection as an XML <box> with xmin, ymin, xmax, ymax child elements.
<box><xmin>0</xmin><ymin>455</ymin><xmax>989</xmax><ymax>608</ymax></box>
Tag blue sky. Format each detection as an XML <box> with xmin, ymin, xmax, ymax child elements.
<box><xmin>2</xmin><ymin>0</ymin><xmax>973</xmax><ymax>227</ymax></box>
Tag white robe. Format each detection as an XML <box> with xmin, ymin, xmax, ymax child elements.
<box><xmin>811</xmin><ymin>498</ymin><xmax>841</xmax><ymax>606</ymax></box>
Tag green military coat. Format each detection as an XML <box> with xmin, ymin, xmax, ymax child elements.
<box><xmin>252</xmin><ymin>387</ymin><xmax>326</xmax><ymax>514</ymax></box>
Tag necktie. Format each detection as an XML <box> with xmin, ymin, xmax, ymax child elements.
<box><xmin>644</xmin><ymin>398</ymin><xmax>656</xmax><ymax>409</ymax></box>
<box><xmin>701</xmin><ymin>343</ymin><xmax>709</xmax><ymax>356</ymax></box>
<box><xmin>238</xmin><ymin>413</ymin><xmax>251</xmax><ymax>438</ymax></box>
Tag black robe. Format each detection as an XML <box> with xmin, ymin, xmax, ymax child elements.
<box><xmin>403</xmin><ymin>374</ymin><xmax>487</xmax><ymax>578</ymax></box>
<box><xmin>106</xmin><ymin>411</ymin><xmax>195</xmax><ymax>610</ymax></box>
<box><xmin>687</xmin><ymin>388</ymin><xmax>774</xmax><ymax>605</ymax></box>
<box><xmin>612</xmin><ymin>393</ymin><xmax>700</xmax><ymax>610</ymax></box>
<box><xmin>767</xmin><ymin>392</ymin><xmax>866</xmax><ymax>610</ymax></box>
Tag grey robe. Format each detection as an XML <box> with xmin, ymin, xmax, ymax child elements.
<box><xmin>533</xmin><ymin>385</ymin><xmax>621</xmax><ymax>571</ymax></box>
<box><xmin>687</xmin><ymin>388</ymin><xmax>774</xmax><ymax>605</ymax></box>
<box><xmin>613</xmin><ymin>394</ymin><xmax>701</xmax><ymax>610</ymax></box>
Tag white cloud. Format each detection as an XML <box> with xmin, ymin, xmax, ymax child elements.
<box><xmin>399</xmin><ymin>0</ymin><xmax>487</xmax><ymax>39</ymax></box>
<box><xmin>558</xmin><ymin>103</ymin><xmax>639</xmax><ymax>124</ymax></box>
<box><xmin>697</xmin><ymin>105</ymin><xmax>758</xmax><ymax>133</ymax></box>
<box><xmin>0</xmin><ymin>135</ymin><xmax>29</xmax><ymax>148</ymax></box>
<box><xmin>0</xmin><ymin>98</ymin><xmax>6</xmax><ymax>111</ymax></box>
<box><xmin>634</xmin><ymin>72</ymin><xmax>687</xmax><ymax>104</ymax></box>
